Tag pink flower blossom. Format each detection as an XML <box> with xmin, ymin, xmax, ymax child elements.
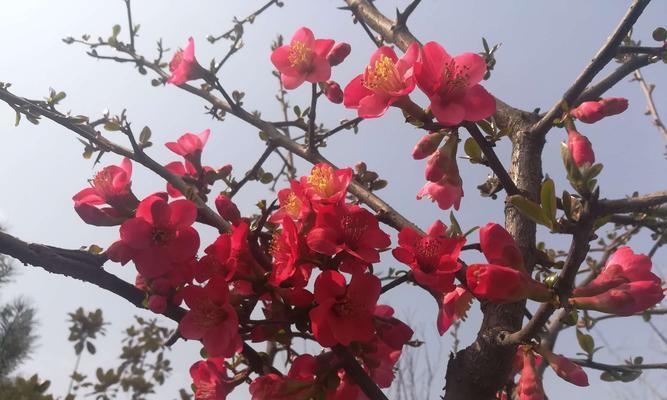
<box><xmin>168</xmin><ymin>37</ymin><xmax>209</xmax><ymax>85</ymax></box>
<box><xmin>415</xmin><ymin>42</ymin><xmax>496</xmax><ymax>125</ymax></box>
<box><xmin>271</xmin><ymin>27</ymin><xmax>334</xmax><ymax>90</ymax></box>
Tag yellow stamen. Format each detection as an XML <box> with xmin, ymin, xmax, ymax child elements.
<box><xmin>288</xmin><ymin>41</ymin><xmax>312</xmax><ymax>71</ymax></box>
<box><xmin>362</xmin><ymin>55</ymin><xmax>403</xmax><ymax>93</ymax></box>
<box><xmin>283</xmin><ymin>192</ymin><xmax>301</xmax><ymax>219</ymax></box>
<box><xmin>307</xmin><ymin>165</ymin><xmax>335</xmax><ymax>198</ymax></box>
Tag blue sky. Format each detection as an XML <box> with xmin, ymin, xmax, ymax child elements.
<box><xmin>1</xmin><ymin>1</ymin><xmax>666</xmax><ymax>399</ymax></box>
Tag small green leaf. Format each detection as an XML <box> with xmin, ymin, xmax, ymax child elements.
<box><xmin>86</xmin><ymin>341</ymin><xmax>96</xmax><ymax>354</ymax></box>
<box><xmin>449</xmin><ymin>212</ymin><xmax>462</xmax><ymax>236</ymax></box>
<box><xmin>540</xmin><ymin>177</ymin><xmax>557</xmax><ymax>225</ymax></box>
<box><xmin>463</xmin><ymin>137</ymin><xmax>483</xmax><ymax>163</ymax></box>
<box><xmin>14</xmin><ymin>111</ymin><xmax>20</xmax><ymax>126</ymax></box>
<box><xmin>652</xmin><ymin>27</ymin><xmax>667</xmax><ymax>41</ymax></box>
<box><xmin>112</xmin><ymin>24</ymin><xmax>121</xmax><ymax>38</ymax></box>
<box><xmin>508</xmin><ymin>195</ymin><xmax>552</xmax><ymax>228</ymax></box>
<box><xmin>104</xmin><ymin>122</ymin><xmax>121</xmax><ymax>131</ymax></box>
<box><xmin>576</xmin><ymin>328</ymin><xmax>595</xmax><ymax>355</ymax></box>
<box><xmin>139</xmin><ymin>126</ymin><xmax>152</xmax><ymax>144</ymax></box>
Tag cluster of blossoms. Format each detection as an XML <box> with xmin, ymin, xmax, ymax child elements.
<box><xmin>269</xmin><ymin>27</ymin><xmax>499</xmax><ymax>212</ymax></box>
<box><xmin>67</xmin><ymin>26</ymin><xmax>664</xmax><ymax>400</ymax></box>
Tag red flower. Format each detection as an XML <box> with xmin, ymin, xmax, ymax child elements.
<box><xmin>327</xmin><ymin>42</ymin><xmax>351</xmax><ymax>66</ymax></box>
<box><xmin>570</xmin><ymin>97</ymin><xmax>628</xmax><ymax>123</ymax></box>
<box><xmin>437</xmin><ymin>286</ymin><xmax>473</xmax><ymax>335</ymax></box>
<box><xmin>269</xmin><ymin>218</ymin><xmax>315</xmax><ymax>288</ymax></box>
<box><xmin>323</xmin><ymin>80</ymin><xmax>344</xmax><ymax>104</ymax></box>
<box><xmin>599</xmin><ymin>97</ymin><xmax>628</xmax><ymax>116</ymax></box>
<box><xmin>373</xmin><ymin>305</ymin><xmax>414</xmax><ymax>350</ymax></box>
<box><xmin>392</xmin><ymin>220</ymin><xmax>464</xmax><ymax>293</ymax></box>
<box><xmin>571</xmin><ymin>281</ymin><xmax>664</xmax><ymax>316</ymax></box>
<box><xmin>215</xmin><ymin>194</ymin><xmax>241</xmax><ymax>226</ymax></box>
<box><xmin>416</xmin><ymin>176</ymin><xmax>463</xmax><ymax>211</ymax></box>
<box><xmin>466</xmin><ymin>264</ymin><xmax>552</xmax><ymax>304</ymax></box>
<box><xmin>190</xmin><ymin>357</ymin><xmax>233</xmax><ymax>400</ymax></box>
<box><xmin>300</xmin><ymin>164</ymin><xmax>352</xmax><ymax>207</ymax></box>
<box><xmin>424</xmin><ymin>132</ymin><xmax>459</xmax><ymax>183</ymax></box>
<box><xmin>479</xmin><ymin>223</ymin><xmax>523</xmax><ymax>269</ymax></box>
<box><xmin>179</xmin><ymin>278</ymin><xmax>242</xmax><ymax>358</ymax></box>
<box><xmin>168</xmin><ymin>37</ymin><xmax>210</xmax><ymax>85</ymax></box>
<box><xmin>415</xmin><ymin>42</ymin><xmax>496</xmax><ymax>125</ymax></box>
<box><xmin>271</xmin><ymin>27</ymin><xmax>335</xmax><ymax>90</ymax></box>
<box><xmin>570</xmin><ymin>101</ymin><xmax>605</xmax><ymax>124</ymax></box>
<box><xmin>412</xmin><ymin>131</ymin><xmax>445</xmax><ymax>160</ymax></box>
<box><xmin>566</xmin><ymin>128</ymin><xmax>595</xmax><ymax>168</ymax></box>
<box><xmin>309</xmin><ymin>271</ymin><xmax>380</xmax><ymax>346</ymax></box>
<box><xmin>73</xmin><ymin>158</ymin><xmax>139</xmax><ymax>226</ymax></box>
<box><xmin>249</xmin><ymin>374</ymin><xmax>314</xmax><ymax>400</ymax></box>
<box><xmin>166</xmin><ymin>129</ymin><xmax>211</xmax><ymax>166</ymax></box>
<box><xmin>539</xmin><ymin>348</ymin><xmax>588</xmax><ymax>387</ymax></box>
<box><xmin>517</xmin><ymin>350</ymin><xmax>545</xmax><ymax>400</ymax></box>
<box><xmin>268</xmin><ymin>180</ymin><xmax>312</xmax><ymax>225</ymax></box>
<box><xmin>164</xmin><ymin>160</ymin><xmax>198</xmax><ymax>198</ymax></box>
<box><xmin>107</xmin><ymin>195</ymin><xmax>200</xmax><ymax>279</ymax></box>
<box><xmin>574</xmin><ymin>246</ymin><xmax>661</xmax><ymax>297</ymax></box>
<box><xmin>343</xmin><ymin>44</ymin><xmax>419</xmax><ymax>118</ymax></box>
<box><xmin>307</xmin><ymin>204</ymin><xmax>391</xmax><ymax>264</ymax></box>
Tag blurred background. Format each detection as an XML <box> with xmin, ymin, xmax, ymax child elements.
<box><xmin>0</xmin><ymin>0</ymin><xmax>665</xmax><ymax>398</ymax></box>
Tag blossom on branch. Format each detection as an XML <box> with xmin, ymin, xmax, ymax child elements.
<box><xmin>167</xmin><ymin>37</ymin><xmax>210</xmax><ymax>85</ymax></box>
<box><xmin>271</xmin><ymin>27</ymin><xmax>335</xmax><ymax>89</ymax></box>
<box><xmin>415</xmin><ymin>41</ymin><xmax>496</xmax><ymax>126</ymax></box>
<box><xmin>343</xmin><ymin>43</ymin><xmax>419</xmax><ymax>118</ymax></box>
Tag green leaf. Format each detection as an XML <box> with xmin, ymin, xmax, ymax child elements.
<box><xmin>14</xmin><ymin>111</ymin><xmax>20</xmax><ymax>126</ymax></box>
<box><xmin>576</xmin><ymin>328</ymin><xmax>595</xmax><ymax>355</ymax></box>
<box><xmin>112</xmin><ymin>24</ymin><xmax>121</xmax><ymax>38</ymax></box>
<box><xmin>508</xmin><ymin>195</ymin><xmax>552</xmax><ymax>228</ymax></box>
<box><xmin>139</xmin><ymin>126</ymin><xmax>152</xmax><ymax>144</ymax></box>
<box><xmin>449</xmin><ymin>212</ymin><xmax>462</xmax><ymax>236</ymax></box>
<box><xmin>86</xmin><ymin>341</ymin><xmax>96</xmax><ymax>354</ymax></box>
<box><xmin>540</xmin><ymin>177</ymin><xmax>557</xmax><ymax>225</ymax></box>
<box><xmin>652</xmin><ymin>27</ymin><xmax>667</xmax><ymax>41</ymax></box>
<box><xmin>104</xmin><ymin>122</ymin><xmax>121</xmax><ymax>131</ymax></box>
<box><xmin>463</xmin><ymin>137</ymin><xmax>483</xmax><ymax>164</ymax></box>
<box><xmin>477</xmin><ymin>119</ymin><xmax>495</xmax><ymax>136</ymax></box>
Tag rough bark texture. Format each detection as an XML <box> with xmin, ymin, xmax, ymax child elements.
<box><xmin>443</xmin><ymin>111</ymin><xmax>542</xmax><ymax>400</ymax></box>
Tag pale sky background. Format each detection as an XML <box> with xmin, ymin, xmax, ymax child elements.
<box><xmin>1</xmin><ymin>1</ymin><xmax>666</xmax><ymax>399</ymax></box>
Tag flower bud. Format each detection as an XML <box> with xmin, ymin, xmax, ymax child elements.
<box><xmin>567</xmin><ymin>129</ymin><xmax>595</xmax><ymax>168</ymax></box>
<box><xmin>323</xmin><ymin>80</ymin><xmax>344</xmax><ymax>104</ymax></box>
<box><xmin>479</xmin><ymin>223</ymin><xmax>524</xmax><ymax>269</ymax></box>
<box><xmin>599</xmin><ymin>97</ymin><xmax>628</xmax><ymax>116</ymax></box>
<box><xmin>412</xmin><ymin>132</ymin><xmax>445</xmax><ymax>160</ymax></box>
<box><xmin>466</xmin><ymin>264</ymin><xmax>552</xmax><ymax>303</ymax></box>
<box><xmin>517</xmin><ymin>350</ymin><xmax>545</xmax><ymax>400</ymax></box>
<box><xmin>215</xmin><ymin>194</ymin><xmax>242</xmax><ymax>225</ymax></box>
<box><xmin>571</xmin><ymin>281</ymin><xmax>665</xmax><ymax>316</ymax></box>
<box><xmin>327</xmin><ymin>42</ymin><xmax>351</xmax><ymax>66</ymax></box>
<box><xmin>540</xmin><ymin>349</ymin><xmax>589</xmax><ymax>387</ymax></box>
<box><xmin>425</xmin><ymin>133</ymin><xmax>459</xmax><ymax>182</ymax></box>
<box><xmin>570</xmin><ymin>101</ymin><xmax>605</xmax><ymax>123</ymax></box>
<box><xmin>148</xmin><ymin>295</ymin><xmax>167</xmax><ymax>313</ymax></box>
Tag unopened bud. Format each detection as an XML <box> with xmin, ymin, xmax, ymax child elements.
<box><xmin>327</xmin><ymin>42</ymin><xmax>351</xmax><ymax>66</ymax></box>
<box><xmin>323</xmin><ymin>80</ymin><xmax>343</xmax><ymax>104</ymax></box>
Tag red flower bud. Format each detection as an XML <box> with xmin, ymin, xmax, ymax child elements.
<box><xmin>323</xmin><ymin>80</ymin><xmax>344</xmax><ymax>104</ymax></box>
<box><xmin>215</xmin><ymin>194</ymin><xmax>242</xmax><ymax>226</ymax></box>
<box><xmin>425</xmin><ymin>133</ymin><xmax>459</xmax><ymax>182</ymax></box>
<box><xmin>147</xmin><ymin>295</ymin><xmax>167</xmax><ymax>313</ymax></box>
<box><xmin>517</xmin><ymin>350</ymin><xmax>545</xmax><ymax>400</ymax></box>
<box><xmin>479</xmin><ymin>223</ymin><xmax>524</xmax><ymax>269</ymax></box>
<box><xmin>327</xmin><ymin>42</ymin><xmax>351</xmax><ymax>66</ymax></box>
<box><xmin>570</xmin><ymin>101</ymin><xmax>605</xmax><ymax>123</ymax></box>
<box><xmin>412</xmin><ymin>131</ymin><xmax>445</xmax><ymax>160</ymax></box>
<box><xmin>599</xmin><ymin>97</ymin><xmax>628</xmax><ymax>116</ymax></box>
<box><xmin>466</xmin><ymin>264</ymin><xmax>552</xmax><ymax>303</ymax></box>
<box><xmin>571</xmin><ymin>281</ymin><xmax>665</xmax><ymax>316</ymax></box>
<box><xmin>567</xmin><ymin>129</ymin><xmax>595</xmax><ymax>167</ymax></box>
<box><xmin>540</xmin><ymin>349</ymin><xmax>589</xmax><ymax>387</ymax></box>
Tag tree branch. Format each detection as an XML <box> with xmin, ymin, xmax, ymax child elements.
<box><xmin>599</xmin><ymin>190</ymin><xmax>667</xmax><ymax>214</ymax></box>
<box><xmin>464</xmin><ymin>122</ymin><xmax>519</xmax><ymax>196</ymax></box>
<box><xmin>531</xmin><ymin>0</ymin><xmax>651</xmax><ymax>137</ymax></box>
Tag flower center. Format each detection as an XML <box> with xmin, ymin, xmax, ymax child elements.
<box><xmin>283</xmin><ymin>192</ymin><xmax>301</xmax><ymax>219</ymax></box>
<box><xmin>415</xmin><ymin>237</ymin><xmax>441</xmax><ymax>273</ymax></box>
<box><xmin>440</xmin><ymin>60</ymin><xmax>470</xmax><ymax>98</ymax></box>
<box><xmin>196</xmin><ymin>382</ymin><xmax>218</xmax><ymax>400</ymax></box>
<box><xmin>341</xmin><ymin>215</ymin><xmax>367</xmax><ymax>247</ymax></box>
<box><xmin>152</xmin><ymin>228</ymin><xmax>175</xmax><ymax>246</ymax></box>
<box><xmin>332</xmin><ymin>296</ymin><xmax>354</xmax><ymax>317</ymax></box>
<box><xmin>362</xmin><ymin>55</ymin><xmax>403</xmax><ymax>93</ymax></box>
<box><xmin>194</xmin><ymin>299</ymin><xmax>229</xmax><ymax>328</ymax></box>
<box><xmin>307</xmin><ymin>165</ymin><xmax>336</xmax><ymax>198</ymax></box>
<box><xmin>288</xmin><ymin>41</ymin><xmax>313</xmax><ymax>72</ymax></box>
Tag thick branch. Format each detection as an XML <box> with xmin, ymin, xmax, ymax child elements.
<box><xmin>577</xmin><ymin>55</ymin><xmax>652</xmax><ymax>103</ymax></box>
<box><xmin>599</xmin><ymin>190</ymin><xmax>667</xmax><ymax>214</ymax></box>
